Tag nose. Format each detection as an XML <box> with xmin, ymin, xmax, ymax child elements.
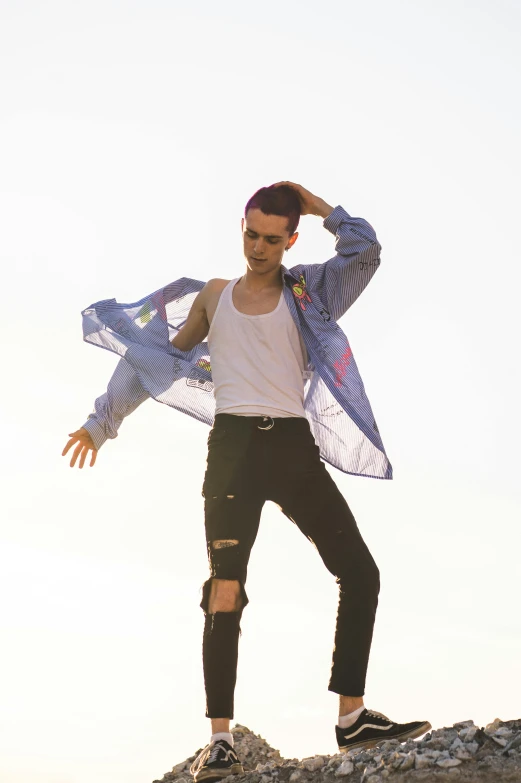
<box><xmin>254</xmin><ymin>239</ymin><xmax>266</xmax><ymax>254</ymax></box>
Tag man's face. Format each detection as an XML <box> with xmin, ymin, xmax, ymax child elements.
<box><xmin>241</xmin><ymin>208</ymin><xmax>298</xmax><ymax>276</ymax></box>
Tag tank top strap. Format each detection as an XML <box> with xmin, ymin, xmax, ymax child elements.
<box><xmin>208</xmin><ymin>278</ymin><xmax>238</xmax><ymax>342</ymax></box>
<box><xmin>225</xmin><ymin>277</ymin><xmax>241</xmax><ymax>306</ymax></box>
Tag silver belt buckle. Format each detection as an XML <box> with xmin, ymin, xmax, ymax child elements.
<box><xmin>257</xmin><ymin>416</ymin><xmax>274</xmax><ymax>430</ymax></box>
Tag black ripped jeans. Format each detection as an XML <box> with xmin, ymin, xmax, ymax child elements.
<box><xmin>200</xmin><ymin>413</ymin><xmax>380</xmax><ymax>719</ymax></box>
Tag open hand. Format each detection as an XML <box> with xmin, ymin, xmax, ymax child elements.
<box><xmin>271</xmin><ymin>181</ymin><xmax>333</xmax><ymax>219</ymax></box>
<box><xmin>62</xmin><ymin>427</ymin><xmax>98</xmax><ymax>468</ymax></box>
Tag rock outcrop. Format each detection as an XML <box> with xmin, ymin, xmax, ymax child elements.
<box><xmin>153</xmin><ymin>718</ymin><xmax>521</xmax><ymax>783</ymax></box>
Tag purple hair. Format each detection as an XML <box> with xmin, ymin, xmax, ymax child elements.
<box><xmin>244</xmin><ymin>184</ymin><xmax>301</xmax><ymax>237</ymax></box>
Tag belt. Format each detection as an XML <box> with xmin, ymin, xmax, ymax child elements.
<box><xmin>214</xmin><ymin>413</ymin><xmax>306</xmax><ymax>432</ymax></box>
<box><xmin>257</xmin><ymin>416</ymin><xmax>274</xmax><ymax>430</ymax></box>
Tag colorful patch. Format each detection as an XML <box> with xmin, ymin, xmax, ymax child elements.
<box><xmin>292</xmin><ymin>274</ymin><xmax>312</xmax><ymax>311</ymax></box>
<box><xmin>137</xmin><ymin>299</ymin><xmax>153</xmax><ymax>324</ymax></box>
<box><xmin>196</xmin><ymin>358</ymin><xmax>212</xmax><ymax>373</ymax></box>
<box><xmin>333</xmin><ymin>346</ymin><xmax>353</xmax><ymax>387</ymax></box>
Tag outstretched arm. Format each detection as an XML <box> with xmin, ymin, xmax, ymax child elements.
<box><xmin>82</xmin><ymin>357</ymin><xmax>150</xmax><ymax>449</ymax></box>
<box><xmin>62</xmin><ymin>358</ymin><xmax>151</xmax><ymax>468</ymax></box>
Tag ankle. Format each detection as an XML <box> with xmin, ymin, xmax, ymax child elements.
<box><xmin>339</xmin><ymin>696</ymin><xmax>364</xmax><ymax>716</ymax></box>
<box><xmin>338</xmin><ymin>705</ymin><xmax>365</xmax><ymax>729</ymax></box>
<box><xmin>211</xmin><ymin>719</ymin><xmax>231</xmax><ymax>734</ymax></box>
<box><xmin>211</xmin><ymin>731</ymin><xmax>234</xmax><ymax>747</ymax></box>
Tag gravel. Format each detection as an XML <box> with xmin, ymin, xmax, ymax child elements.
<box><xmin>152</xmin><ymin>718</ymin><xmax>521</xmax><ymax>783</ymax></box>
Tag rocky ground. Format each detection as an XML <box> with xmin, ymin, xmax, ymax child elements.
<box><xmin>153</xmin><ymin>719</ymin><xmax>521</xmax><ymax>783</ymax></box>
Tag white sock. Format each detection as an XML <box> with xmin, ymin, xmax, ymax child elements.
<box><xmin>211</xmin><ymin>731</ymin><xmax>234</xmax><ymax>747</ymax></box>
<box><xmin>338</xmin><ymin>705</ymin><xmax>365</xmax><ymax>729</ymax></box>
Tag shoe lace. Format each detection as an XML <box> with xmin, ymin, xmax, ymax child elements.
<box><xmin>366</xmin><ymin>709</ymin><xmax>391</xmax><ymax>721</ymax></box>
<box><xmin>208</xmin><ymin>742</ymin><xmax>227</xmax><ymax>764</ymax></box>
<box><xmin>189</xmin><ymin>744</ymin><xmax>210</xmax><ymax>774</ymax></box>
<box><xmin>189</xmin><ymin>740</ymin><xmax>229</xmax><ymax>774</ymax></box>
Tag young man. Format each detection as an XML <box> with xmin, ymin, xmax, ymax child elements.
<box><xmin>63</xmin><ymin>182</ymin><xmax>431</xmax><ymax>782</ymax></box>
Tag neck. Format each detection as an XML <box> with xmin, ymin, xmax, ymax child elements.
<box><xmin>240</xmin><ymin>265</ymin><xmax>283</xmax><ymax>292</ymax></box>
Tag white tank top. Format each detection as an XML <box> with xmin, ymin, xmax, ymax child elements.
<box><xmin>207</xmin><ymin>276</ymin><xmax>308</xmax><ymax>418</ymax></box>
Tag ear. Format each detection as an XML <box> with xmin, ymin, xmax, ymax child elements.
<box><xmin>286</xmin><ymin>231</ymin><xmax>299</xmax><ymax>251</ymax></box>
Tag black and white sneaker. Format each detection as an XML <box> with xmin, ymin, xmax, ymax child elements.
<box><xmin>336</xmin><ymin>708</ymin><xmax>432</xmax><ymax>752</ymax></box>
<box><xmin>189</xmin><ymin>739</ymin><xmax>244</xmax><ymax>782</ymax></box>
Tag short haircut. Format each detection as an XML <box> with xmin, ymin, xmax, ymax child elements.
<box><xmin>244</xmin><ymin>184</ymin><xmax>301</xmax><ymax>237</ymax></box>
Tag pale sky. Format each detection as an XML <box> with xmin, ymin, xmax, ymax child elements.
<box><xmin>1</xmin><ymin>1</ymin><xmax>520</xmax><ymax>782</ymax></box>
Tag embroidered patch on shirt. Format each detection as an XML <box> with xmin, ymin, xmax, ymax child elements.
<box><xmin>292</xmin><ymin>274</ymin><xmax>312</xmax><ymax>311</ymax></box>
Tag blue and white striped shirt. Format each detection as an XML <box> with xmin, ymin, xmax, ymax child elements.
<box><xmin>81</xmin><ymin>205</ymin><xmax>392</xmax><ymax>479</ymax></box>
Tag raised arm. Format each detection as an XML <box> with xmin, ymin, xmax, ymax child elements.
<box><xmin>273</xmin><ymin>181</ymin><xmax>382</xmax><ymax>322</ymax></box>
<box><xmin>313</xmin><ymin>206</ymin><xmax>381</xmax><ymax>322</ymax></box>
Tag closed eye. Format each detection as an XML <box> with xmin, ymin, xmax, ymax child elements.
<box><xmin>247</xmin><ymin>232</ymin><xmax>280</xmax><ymax>244</ymax></box>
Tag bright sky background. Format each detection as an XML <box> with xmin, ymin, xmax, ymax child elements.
<box><xmin>1</xmin><ymin>1</ymin><xmax>520</xmax><ymax>782</ymax></box>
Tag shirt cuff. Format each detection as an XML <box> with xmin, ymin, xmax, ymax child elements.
<box><xmin>82</xmin><ymin>418</ymin><xmax>110</xmax><ymax>451</ymax></box>
<box><xmin>323</xmin><ymin>205</ymin><xmax>349</xmax><ymax>234</ymax></box>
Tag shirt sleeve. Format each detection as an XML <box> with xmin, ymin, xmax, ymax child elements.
<box><xmin>81</xmin><ymin>358</ymin><xmax>150</xmax><ymax>450</ymax></box>
<box><xmin>301</xmin><ymin>205</ymin><xmax>382</xmax><ymax>322</ymax></box>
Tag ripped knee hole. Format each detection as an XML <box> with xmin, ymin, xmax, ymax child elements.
<box><xmin>211</xmin><ymin>539</ymin><xmax>239</xmax><ymax>549</ymax></box>
<box><xmin>208</xmin><ymin>577</ymin><xmax>243</xmax><ymax>612</ymax></box>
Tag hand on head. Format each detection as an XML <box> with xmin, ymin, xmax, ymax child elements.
<box><xmin>271</xmin><ymin>181</ymin><xmax>331</xmax><ymax>218</ymax></box>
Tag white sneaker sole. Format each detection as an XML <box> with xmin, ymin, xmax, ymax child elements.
<box><xmin>338</xmin><ymin>721</ymin><xmax>432</xmax><ymax>752</ymax></box>
<box><xmin>193</xmin><ymin>762</ymin><xmax>244</xmax><ymax>782</ymax></box>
